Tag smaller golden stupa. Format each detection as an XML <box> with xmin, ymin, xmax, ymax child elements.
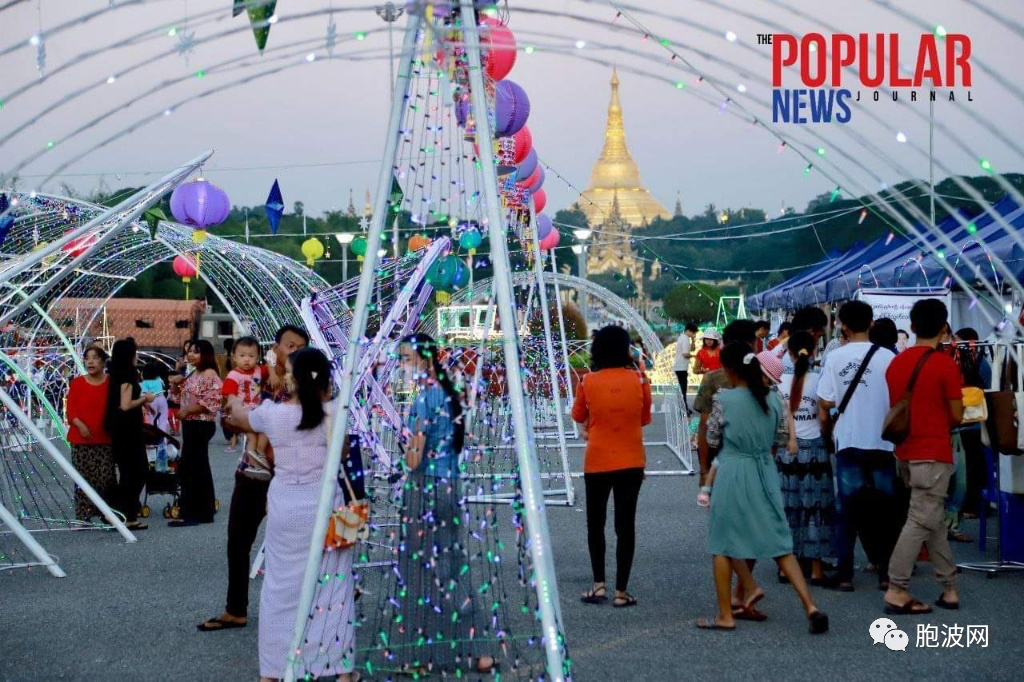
<box><xmin>579</xmin><ymin>68</ymin><xmax>669</xmax><ymax>228</ymax></box>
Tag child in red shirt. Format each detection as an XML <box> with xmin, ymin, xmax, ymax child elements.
<box><xmin>221</xmin><ymin>337</ymin><xmax>270</xmax><ymax>470</ymax></box>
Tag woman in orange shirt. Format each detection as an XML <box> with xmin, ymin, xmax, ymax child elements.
<box><xmin>573</xmin><ymin>325</ymin><xmax>653</xmax><ymax>608</ymax></box>
<box><xmin>66</xmin><ymin>346</ymin><xmax>115</xmax><ymax>521</ymax></box>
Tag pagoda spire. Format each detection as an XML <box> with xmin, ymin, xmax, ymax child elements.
<box><xmin>580</xmin><ymin>68</ymin><xmax>669</xmax><ymax>227</ymax></box>
<box><xmin>674</xmin><ymin>191</ymin><xmax>683</xmax><ymax>217</ymax></box>
<box><xmin>346</xmin><ymin>189</ymin><xmax>356</xmax><ymax>217</ymax></box>
<box><xmin>364</xmin><ymin>188</ymin><xmax>372</xmax><ymax>217</ymax></box>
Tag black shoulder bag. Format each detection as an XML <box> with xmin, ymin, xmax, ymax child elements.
<box><xmin>822</xmin><ymin>344</ymin><xmax>880</xmax><ymax>454</ymax></box>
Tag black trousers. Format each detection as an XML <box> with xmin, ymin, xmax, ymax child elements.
<box><xmin>179</xmin><ymin>420</ymin><xmax>217</xmax><ymax>522</ymax></box>
<box><xmin>674</xmin><ymin>371</ymin><xmax>690</xmax><ymax>416</ymax></box>
<box><xmin>111</xmin><ymin>434</ymin><xmax>147</xmax><ymax>522</ymax></box>
<box><xmin>585</xmin><ymin>467</ymin><xmax>644</xmax><ymax>591</ymax></box>
<box><xmin>225</xmin><ymin>472</ymin><xmax>271</xmax><ymax>618</ymax></box>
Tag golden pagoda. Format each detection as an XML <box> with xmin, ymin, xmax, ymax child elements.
<box><xmin>579</xmin><ymin>68</ymin><xmax>669</xmax><ymax>228</ymax></box>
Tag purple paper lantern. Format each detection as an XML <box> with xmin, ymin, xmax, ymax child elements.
<box><xmin>515</xmin><ymin>148</ymin><xmax>538</xmax><ymax>182</ymax></box>
<box><xmin>494</xmin><ymin>80</ymin><xmax>530</xmax><ymax>137</ymax></box>
<box><xmin>536</xmin><ymin>213</ymin><xmax>553</xmax><ymax>240</ymax></box>
<box><xmin>170</xmin><ymin>179</ymin><xmax>230</xmax><ymax>243</ymax></box>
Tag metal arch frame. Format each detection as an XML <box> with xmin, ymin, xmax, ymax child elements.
<box><xmin>453</xmin><ymin>270</ymin><xmax>694</xmax><ymax>473</ymax></box>
<box><xmin>2</xmin><ymin>283</ymin><xmax>86</xmax><ymax>375</ymax></box>
<box><xmin>456</xmin><ymin>271</ymin><xmax>666</xmax><ymax>354</ymax></box>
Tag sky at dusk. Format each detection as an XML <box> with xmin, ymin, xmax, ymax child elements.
<box><xmin>1</xmin><ymin>0</ymin><xmax>1022</xmax><ymax>221</ymax></box>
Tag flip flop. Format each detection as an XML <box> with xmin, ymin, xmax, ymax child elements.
<box><xmin>613</xmin><ymin>593</ymin><xmax>638</xmax><ymax>608</ymax></box>
<box><xmin>695</xmin><ymin>616</ymin><xmax>735</xmax><ymax>631</ymax></box>
<box><xmin>733</xmin><ymin>606</ymin><xmax>768</xmax><ymax>622</ymax></box>
<box><xmin>935</xmin><ymin>596</ymin><xmax>960</xmax><ymax>610</ymax></box>
<box><xmin>197</xmin><ymin>617</ymin><xmax>247</xmax><ymax>632</ymax></box>
<box><xmin>884</xmin><ymin>599</ymin><xmax>932</xmax><ymax>615</ymax></box>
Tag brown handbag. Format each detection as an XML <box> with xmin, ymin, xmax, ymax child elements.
<box><xmin>985</xmin><ymin>391</ymin><xmax>1020</xmax><ymax>454</ymax></box>
<box><xmin>881</xmin><ymin>349</ymin><xmax>935</xmax><ymax>445</ymax></box>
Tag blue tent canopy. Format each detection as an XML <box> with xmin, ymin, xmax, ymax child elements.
<box><xmin>748</xmin><ymin>197</ymin><xmax>1024</xmax><ymax>313</ymax></box>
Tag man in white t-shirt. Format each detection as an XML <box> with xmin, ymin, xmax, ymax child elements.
<box><xmin>817</xmin><ymin>300</ymin><xmax>898</xmax><ymax>592</ymax></box>
<box><xmin>673</xmin><ymin>323</ymin><xmax>698</xmax><ymax>416</ymax></box>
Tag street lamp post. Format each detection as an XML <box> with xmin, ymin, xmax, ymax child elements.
<box><xmin>572</xmin><ymin>228</ymin><xmax>592</xmax><ymax>324</ymax></box>
<box><xmin>335</xmin><ymin>232</ymin><xmax>355</xmax><ymax>281</ymax></box>
<box><xmin>377</xmin><ymin>2</ymin><xmax>404</xmax><ymax>261</ymax></box>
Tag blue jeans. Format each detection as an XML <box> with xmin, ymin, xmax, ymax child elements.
<box><xmin>834</xmin><ymin>448</ymin><xmax>902</xmax><ymax>583</ymax></box>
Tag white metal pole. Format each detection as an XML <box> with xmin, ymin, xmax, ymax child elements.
<box><xmin>0</xmin><ymin>386</ymin><xmax>137</xmax><ymax>543</ymax></box>
<box><xmin>0</xmin><ymin>500</ymin><xmax>66</xmax><ymax>578</ymax></box>
<box><xmin>460</xmin><ymin>3</ymin><xmax>567</xmax><ymax>678</ymax></box>
<box><xmin>342</xmin><ymin>242</ymin><xmax>349</xmax><ymax>282</ymax></box>
<box><xmin>929</xmin><ymin>97</ymin><xmax>936</xmax><ymax>229</ymax></box>
<box><xmin>549</xmin><ymin>251</ymin><xmax>577</xmax><ymax>429</ymax></box>
<box><xmin>529</xmin><ymin>203</ymin><xmax>574</xmax><ymax>505</ymax></box>
<box><xmin>282</xmin><ymin>13</ymin><xmax>422</xmax><ymax>682</ymax></box>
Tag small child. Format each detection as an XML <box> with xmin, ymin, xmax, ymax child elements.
<box><xmin>221</xmin><ymin>337</ymin><xmax>270</xmax><ymax>471</ymax></box>
<box><xmin>141</xmin><ymin>363</ymin><xmax>170</xmax><ymax>434</ymax></box>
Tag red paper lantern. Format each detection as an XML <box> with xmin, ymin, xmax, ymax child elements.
<box><xmin>482</xmin><ymin>18</ymin><xmax>517</xmax><ymax>81</ymax></box>
<box><xmin>511</xmin><ymin>125</ymin><xmax>532</xmax><ymax>164</ymax></box>
<box><xmin>517</xmin><ymin>166</ymin><xmax>541</xmax><ymax>190</ymax></box>
<box><xmin>532</xmin><ymin>188</ymin><xmax>547</xmax><ymax>213</ymax></box>
<box><xmin>172</xmin><ymin>254</ymin><xmax>197</xmax><ymax>280</ymax></box>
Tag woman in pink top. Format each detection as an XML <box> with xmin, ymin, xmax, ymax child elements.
<box><xmin>170</xmin><ymin>340</ymin><xmax>222</xmax><ymax>527</ymax></box>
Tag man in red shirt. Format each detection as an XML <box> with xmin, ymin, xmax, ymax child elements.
<box><xmin>884</xmin><ymin>299</ymin><xmax>964</xmax><ymax>615</ymax></box>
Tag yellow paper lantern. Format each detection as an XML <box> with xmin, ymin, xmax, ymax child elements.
<box><xmin>302</xmin><ymin>237</ymin><xmax>325</xmax><ymax>267</ymax></box>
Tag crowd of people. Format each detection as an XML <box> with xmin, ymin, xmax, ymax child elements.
<box><xmin>678</xmin><ymin>298</ymin><xmax>975</xmax><ymax>625</ymax></box>
<box><xmin>60</xmin><ymin>297</ymin><xmax>981</xmax><ymax>676</ymax></box>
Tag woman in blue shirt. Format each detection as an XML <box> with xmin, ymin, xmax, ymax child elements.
<box><xmin>388</xmin><ymin>333</ymin><xmax>494</xmax><ymax>677</ymax></box>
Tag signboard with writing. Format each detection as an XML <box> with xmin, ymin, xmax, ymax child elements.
<box><xmin>855</xmin><ymin>288</ymin><xmax>951</xmax><ymax>344</ymax></box>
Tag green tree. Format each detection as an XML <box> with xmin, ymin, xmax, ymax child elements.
<box><xmin>663</xmin><ymin>282</ymin><xmax>722</xmax><ymax>323</ymax></box>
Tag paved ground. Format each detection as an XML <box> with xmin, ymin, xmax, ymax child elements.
<box><xmin>2</xmin><ymin>413</ymin><xmax>1022</xmax><ymax>681</ymax></box>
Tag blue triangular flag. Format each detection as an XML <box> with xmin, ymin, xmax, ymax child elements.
<box><xmin>0</xmin><ymin>193</ymin><xmax>14</xmax><ymax>249</ymax></box>
<box><xmin>265</xmin><ymin>179</ymin><xmax>284</xmax><ymax>235</ymax></box>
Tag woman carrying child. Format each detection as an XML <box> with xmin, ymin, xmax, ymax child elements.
<box><xmin>226</xmin><ymin>347</ymin><xmax>364</xmax><ymax>682</ymax></box>
<box><xmin>696</xmin><ymin>341</ymin><xmax>828</xmax><ymax>634</ymax></box>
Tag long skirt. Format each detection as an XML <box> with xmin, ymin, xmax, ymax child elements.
<box><xmin>70</xmin><ymin>443</ymin><xmax>117</xmax><ymax>521</ymax></box>
<box><xmin>259</xmin><ymin>479</ymin><xmax>355</xmax><ymax>679</ymax></box>
<box><xmin>775</xmin><ymin>436</ymin><xmax>835</xmax><ymax>560</ymax></box>
<box><xmin>391</xmin><ymin>469</ymin><xmax>491</xmax><ymax>675</ymax></box>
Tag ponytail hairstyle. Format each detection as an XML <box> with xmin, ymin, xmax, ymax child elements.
<box><xmin>288</xmin><ymin>347</ymin><xmax>332</xmax><ymax>430</ymax></box>
<box><xmin>720</xmin><ymin>341</ymin><xmax>770</xmax><ymax>413</ymax></box>
<box><xmin>401</xmin><ymin>332</ymin><xmax>465</xmax><ymax>454</ymax></box>
<box><xmin>787</xmin><ymin>330</ymin><xmax>815</xmax><ymax>414</ymax></box>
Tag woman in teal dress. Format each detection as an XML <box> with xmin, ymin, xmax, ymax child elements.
<box><xmin>697</xmin><ymin>341</ymin><xmax>829</xmax><ymax>634</ymax></box>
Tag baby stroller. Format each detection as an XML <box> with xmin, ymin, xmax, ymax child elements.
<box><xmin>140</xmin><ymin>423</ymin><xmax>182</xmax><ymax>520</ymax></box>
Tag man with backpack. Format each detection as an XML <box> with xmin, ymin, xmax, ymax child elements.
<box><xmin>883</xmin><ymin>299</ymin><xmax>964</xmax><ymax>615</ymax></box>
<box><xmin>817</xmin><ymin>300</ymin><xmax>898</xmax><ymax>592</ymax></box>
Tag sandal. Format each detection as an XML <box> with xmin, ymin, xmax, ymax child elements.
<box><xmin>125</xmin><ymin>521</ymin><xmax>148</xmax><ymax>530</ymax></box>
<box><xmin>808</xmin><ymin>610</ymin><xmax>829</xmax><ymax>635</ymax></box>
<box><xmin>935</xmin><ymin>596</ymin><xmax>960</xmax><ymax>610</ymax></box>
<box><xmin>580</xmin><ymin>585</ymin><xmax>608</xmax><ymax>604</ymax></box>
<box><xmin>613</xmin><ymin>593</ymin><xmax>638</xmax><ymax>608</ymax></box>
<box><xmin>884</xmin><ymin>598</ymin><xmax>932</xmax><ymax>615</ymax></box>
<box><xmin>733</xmin><ymin>606</ymin><xmax>767</xmax><ymax>622</ymax></box>
<box><xmin>197</xmin><ymin>616</ymin><xmax>247</xmax><ymax>632</ymax></box>
<box><xmin>948</xmin><ymin>530</ymin><xmax>973</xmax><ymax>543</ymax></box>
<box><xmin>695</xmin><ymin>615</ymin><xmax>735</xmax><ymax>631</ymax></box>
